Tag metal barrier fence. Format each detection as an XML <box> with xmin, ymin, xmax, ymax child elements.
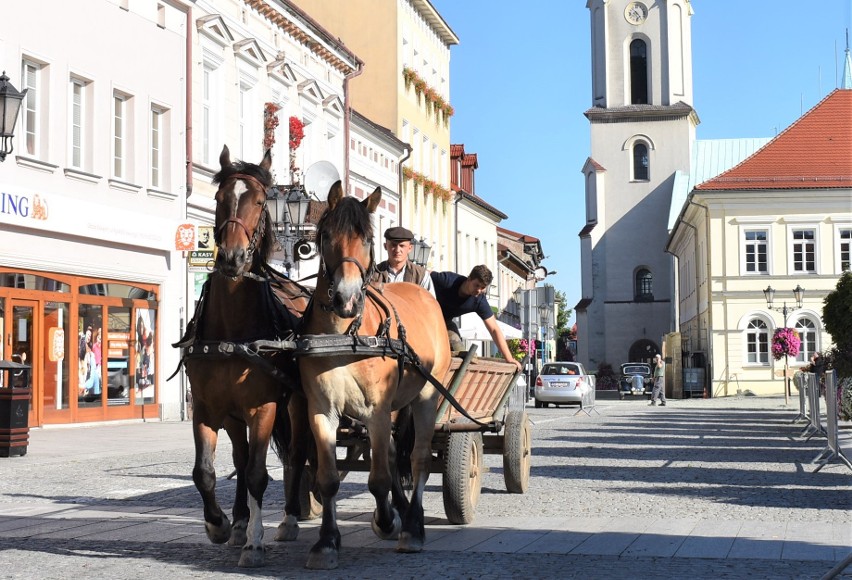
<box><xmin>813</xmin><ymin>371</ymin><xmax>852</xmax><ymax>472</ymax></box>
<box><xmin>797</xmin><ymin>371</ymin><xmax>851</xmax><ymax>473</ymax></box>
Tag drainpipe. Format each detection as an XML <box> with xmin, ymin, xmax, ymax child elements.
<box><xmin>397</xmin><ymin>143</ymin><xmax>412</xmax><ymax>224</ymax></box>
<box><xmin>184</xmin><ymin>5</ymin><xmax>193</xmax><ymax>199</ymax></box>
<box><xmin>453</xmin><ymin>190</ymin><xmax>462</xmax><ymax>272</ymax></box>
<box><xmin>343</xmin><ymin>61</ymin><xmax>364</xmax><ymax>195</ymax></box>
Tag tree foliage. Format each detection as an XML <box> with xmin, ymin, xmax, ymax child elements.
<box><xmin>823</xmin><ymin>271</ymin><xmax>852</xmax><ymax>376</ymax></box>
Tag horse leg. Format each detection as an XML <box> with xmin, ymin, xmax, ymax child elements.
<box><xmin>397</xmin><ymin>395</ymin><xmax>437</xmax><ymax>553</ymax></box>
<box><xmin>305</xmin><ymin>411</ymin><xmax>342</xmax><ymax>570</ymax></box>
<box><xmin>366</xmin><ymin>414</ymin><xmax>402</xmax><ymax>541</ymax></box>
<box><xmin>237</xmin><ymin>404</ymin><xmax>276</xmax><ymax>568</ymax></box>
<box><xmin>223</xmin><ymin>417</ymin><xmax>249</xmax><ymax>549</ymax></box>
<box><xmin>277</xmin><ymin>392</ymin><xmax>309</xmax><ymax>542</ymax></box>
<box><xmin>192</xmin><ymin>414</ymin><xmax>231</xmax><ymax>544</ymax></box>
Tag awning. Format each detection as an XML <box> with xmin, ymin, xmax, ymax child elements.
<box><xmin>457</xmin><ymin>313</ymin><xmax>523</xmax><ymax>340</ymax></box>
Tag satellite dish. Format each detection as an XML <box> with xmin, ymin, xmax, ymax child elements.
<box><xmin>304</xmin><ymin>161</ymin><xmax>340</xmax><ymax>201</ymax></box>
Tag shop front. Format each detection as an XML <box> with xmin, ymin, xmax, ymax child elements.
<box><xmin>0</xmin><ymin>269</ymin><xmax>162</xmax><ymax>426</ymax></box>
<box><xmin>0</xmin><ymin>180</ymin><xmax>185</xmax><ymax>426</ymax></box>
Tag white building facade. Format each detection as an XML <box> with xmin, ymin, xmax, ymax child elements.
<box><xmin>0</xmin><ymin>0</ymin><xmax>188</xmax><ymax>425</ymax></box>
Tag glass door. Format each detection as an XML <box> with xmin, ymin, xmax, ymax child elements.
<box><xmin>8</xmin><ymin>300</ymin><xmax>39</xmax><ymax>425</ymax></box>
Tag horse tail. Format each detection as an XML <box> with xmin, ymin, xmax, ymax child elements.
<box><xmin>393</xmin><ymin>404</ymin><xmax>415</xmax><ymax>490</ymax></box>
<box><xmin>270</xmin><ymin>392</ymin><xmax>292</xmax><ymax>464</ymax></box>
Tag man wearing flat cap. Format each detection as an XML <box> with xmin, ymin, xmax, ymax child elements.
<box><xmin>373</xmin><ymin>226</ymin><xmax>435</xmax><ymax>297</ymax></box>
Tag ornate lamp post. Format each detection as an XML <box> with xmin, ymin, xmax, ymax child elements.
<box><xmin>0</xmin><ymin>72</ymin><xmax>27</xmax><ymax>162</ymax></box>
<box><xmin>411</xmin><ymin>237</ymin><xmax>431</xmax><ymax>267</ymax></box>
<box><xmin>763</xmin><ymin>284</ymin><xmax>805</xmax><ymax>404</ymax></box>
<box><xmin>267</xmin><ymin>184</ymin><xmax>314</xmax><ymax>274</ymax></box>
<box><xmin>538</xmin><ymin>303</ymin><xmax>549</xmax><ymax>365</ymax></box>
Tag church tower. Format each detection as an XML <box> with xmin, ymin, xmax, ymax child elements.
<box><xmin>578</xmin><ymin>1</ymin><xmax>697</xmax><ymax>369</ymax></box>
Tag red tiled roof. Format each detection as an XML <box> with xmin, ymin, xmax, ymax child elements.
<box><xmin>697</xmin><ymin>89</ymin><xmax>852</xmax><ymax>191</ymax></box>
<box><xmin>462</xmin><ymin>153</ymin><xmax>478</xmax><ymax>168</ymax></box>
<box><xmin>497</xmin><ymin>225</ymin><xmax>540</xmax><ymax>244</ymax></box>
<box><xmin>450</xmin><ymin>144</ymin><xmax>465</xmax><ymax>157</ymax></box>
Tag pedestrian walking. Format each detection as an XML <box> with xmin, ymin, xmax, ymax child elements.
<box><xmin>650</xmin><ymin>353</ymin><xmax>667</xmax><ymax>406</ymax></box>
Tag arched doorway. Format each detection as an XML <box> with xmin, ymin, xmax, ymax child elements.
<box><xmin>628</xmin><ymin>339</ymin><xmax>659</xmax><ymax>364</ymax></box>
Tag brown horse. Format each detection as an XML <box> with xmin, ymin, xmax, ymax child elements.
<box><xmin>296</xmin><ymin>182</ymin><xmax>451</xmax><ymax>570</ymax></box>
<box><xmin>181</xmin><ymin>145</ymin><xmax>309</xmax><ymax>567</ymax></box>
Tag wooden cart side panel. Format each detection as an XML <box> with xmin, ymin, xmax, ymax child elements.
<box><xmin>435</xmin><ymin>357</ymin><xmax>517</xmax><ymax>424</ymax></box>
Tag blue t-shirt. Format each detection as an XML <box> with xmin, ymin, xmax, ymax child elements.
<box><xmin>430</xmin><ymin>271</ymin><xmax>494</xmax><ymax>322</ymax></box>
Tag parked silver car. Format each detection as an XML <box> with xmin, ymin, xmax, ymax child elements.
<box><xmin>534</xmin><ymin>362</ymin><xmax>594</xmax><ymax>408</ymax></box>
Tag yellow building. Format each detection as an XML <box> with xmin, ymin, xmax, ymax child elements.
<box><xmin>289</xmin><ymin>0</ymin><xmax>459</xmax><ymax>270</ymax></box>
<box><xmin>668</xmin><ymin>89</ymin><xmax>852</xmax><ymax>397</ymax></box>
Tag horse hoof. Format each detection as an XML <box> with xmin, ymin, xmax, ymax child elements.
<box><xmin>228</xmin><ymin>521</ymin><xmax>248</xmax><ymax>547</ymax></box>
<box><xmin>306</xmin><ymin>547</ymin><xmax>338</xmax><ymax>570</ymax></box>
<box><xmin>237</xmin><ymin>545</ymin><xmax>265</xmax><ymax>568</ymax></box>
<box><xmin>397</xmin><ymin>531</ymin><xmax>423</xmax><ymax>553</ymax></box>
<box><xmin>371</xmin><ymin>509</ymin><xmax>402</xmax><ymax>540</ymax></box>
<box><xmin>275</xmin><ymin>515</ymin><xmax>299</xmax><ymax>542</ymax></box>
<box><xmin>205</xmin><ymin>517</ymin><xmax>232</xmax><ymax>544</ymax></box>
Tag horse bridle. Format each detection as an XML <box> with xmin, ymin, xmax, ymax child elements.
<box><xmin>216</xmin><ymin>173</ymin><xmax>270</xmax><ymax>265</ymax></box>
<box><xmin>317</xmin><ymin>232</ymin><xmax>376</xmax><ymax>315</ymax></box>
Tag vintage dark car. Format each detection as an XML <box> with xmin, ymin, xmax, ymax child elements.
<box><xmin>619</xmin><ymin>362</ymin><xmax>652</xmax><ymax>400</ymax></box>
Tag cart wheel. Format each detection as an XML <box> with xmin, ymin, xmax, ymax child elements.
<box><xmin>442</xmin><ymin>432</ymin><xmax>483</xmax><ymax>525</ymax></box>
<box><xmin>284</xmin><ymin>462</ymin><xmax>322</xmax><ymax>521</ymax></box>
<box><xmin>503</xmin><ymin>410</ymin><xmax>531</xmax><ymax>493</ymax></box>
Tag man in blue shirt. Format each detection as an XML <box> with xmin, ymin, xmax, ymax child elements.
<box><xmin>431</xmin><ymin>265</ymin><xmax>522</xmax><ymax>371</ymax></box>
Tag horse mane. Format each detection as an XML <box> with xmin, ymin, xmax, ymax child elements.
<box><xmin>316</xmin><ymin>196</ymin><xmax>374</xmax><ymax>247</ymax></box>
<box><xmin>212</xmin><ymin>159</ymin><xmax>277</xmax><ymax>266</ymax></box>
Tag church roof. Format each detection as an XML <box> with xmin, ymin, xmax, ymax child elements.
<box><xmin>666</xmin><ymin>138</ymin><xmax>771</xmax><ymax>231</ymax></box>
<box><xmin>695</xmin><ymin>89</ymin><xmax>852</xmax><ymax>191</ymax></box>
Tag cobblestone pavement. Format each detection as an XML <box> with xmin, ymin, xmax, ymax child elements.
<box><xmin>0</xmin><ymin>394</ymin><xmax>850</xmax><ymax>579</ymax></box>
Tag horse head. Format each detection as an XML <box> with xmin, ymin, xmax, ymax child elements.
<box><xmin>316</xmin><ymin>181</ymin><xmax>381</xmax><ymax>319</ymax></box>
<box><xmin>212</xmin><ymin>145</ymin><xmax>276</xmax><ymax>278</ymax></box>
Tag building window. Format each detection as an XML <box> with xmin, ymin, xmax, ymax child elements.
<box><xmin>69</xmin><ymin>77</ymin><xmax>90</xmax><ymax>170</ymax></box>
<box><xmin>151</xmin><ymin>108</ymin><xmax>162</xmax><ymax>188</ymax></box>
<box><xmin>746</xmin><ymin>318</ymin><xmax>769</xmax><ymax>365</ymax></box>
<box><xmin>113</xmin><ymin>94</ymin><xmax>126</xmax><ymax>179</ymax></box>
<box><xmin>22</xmin><ymin>60</ymin><xmax>42</xmax><ymax>157</ymax></box>
<box><xmin>794</xmin><ymin>317</ymin><xmax>818</xmax><ymax>364</ymax></box>
<box><xmin>635</xmin><ymin>268</ymin><xmax>652</xmax><ymax>301</ymax></box>
<box><xmin>632</xmin><ymin>142</ymin><xmax>649</xmax><ymax>181</ymax></box>
<box><xmin>839</xmin><ymin>228</ymin><xmax>851</xmax><ymax>272</ymax></box>
<box><xmin>202</xmin><ymin>61</ymin><xmax>221</xmax><ymax>166</ymax></box>
<box><xmin>629</xmin><ymin>39</ymin><xmax>648</xmax><ymax>105</ymax></box>
<box><xmin>791</xmin><ymin>229</ymin><xmax>816</xmax><ymax>273</ymax></box>
<box><xmin>744</xmin><ymin>230</ymin><xmax>768</xmax><ymax>273</ymax></box>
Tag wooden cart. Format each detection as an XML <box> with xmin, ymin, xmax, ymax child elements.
<box><xmin>326</xmin><ymin>346</ymin><xmax>531</xmax><ymax>525</ymax></box>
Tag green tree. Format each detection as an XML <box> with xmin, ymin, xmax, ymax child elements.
<box><xmin>554</xmin><ymin>290</ymin><xmax>572</xmax><ymax>336</ymax></box>
<box><xmin>823</xmin><ymin>271</ymin><xmax>852</xmax><ymax>376</ymax></box>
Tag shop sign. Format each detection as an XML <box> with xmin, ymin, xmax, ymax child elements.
<box><xmin>188</xmin><ymin>250</ymin><xmax>215</xmax><ymax>267</ymax></box>
<box><xmin>175</xmin><ymin>223</ymin><xmax>196</xmax><ymax>251</ymax></box>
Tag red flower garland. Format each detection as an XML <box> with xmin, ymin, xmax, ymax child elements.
<box><xmin>289</xmin><ymin>116</ymin><xmax>304</xmax><ymax>151</ymax></box>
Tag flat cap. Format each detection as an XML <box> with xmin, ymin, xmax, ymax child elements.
<box><xmin>384</xmin><ymin>226</ymin><xmax>414</xmax><ymax>241</ymax></box>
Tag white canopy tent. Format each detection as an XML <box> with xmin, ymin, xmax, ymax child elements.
<box><xmin>457</xmin><ymin>313</ymin><xmax>523</xmax><ymax>340</ymax></box>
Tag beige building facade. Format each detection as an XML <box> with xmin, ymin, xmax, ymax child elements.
<box><xmin>289</xmin><ymin>0</ymin><xmax>459</xmax><ymax>271</ymax></box>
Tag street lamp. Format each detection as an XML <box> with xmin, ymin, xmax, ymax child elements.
<box><xmin>267</xmin><ymin>184</ymin><xmax>315</xmax><ymax>273</ymax></box>
<box><xmin>0</xmin><ymin>72</ymin><xmax>27</xmax><ymax>162</ymax></box>
<box><xmin>411</xmin><ymin>237</ymin><xmax>431</xmax><ymax>267</ymax></box>
<box><xmin>538</xmin><ymin>303</ymin><xmax>549</xmax><ymax>364</ymax></box>
<box><xmin>763</xmin><ymin>284</ymin><xmax>805</xmax><ymax>404</ymax></box>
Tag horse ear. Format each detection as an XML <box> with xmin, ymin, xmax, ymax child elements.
<box><xmin>364</xmin><ymin>187</ymin><xmax>382</xmax><ymax>213</ymax></box>
<box><xmin>327</xmin><ymin>180</ymin><xmax>344</xmax><ymax>209</ymax></box>
<box><xmin>219</xmin><ymin>145</ymin><xmax>231</xmax><ymax>169</ymax></box>
<box><xmin>260</xmin><ymin>149</ymin><xmax>272</xmax><ymax>171</ymax></box>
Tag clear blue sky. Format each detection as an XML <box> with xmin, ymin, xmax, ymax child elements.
<box><xmin>430</xmin><ymin>0</ymin><xmax>852</xmax><ymax>324</ymax></box>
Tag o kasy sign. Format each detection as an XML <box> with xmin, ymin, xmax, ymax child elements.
<box><xmin>175</xmin><ymin>223</ymin><xmax>216</xmax><ymax>271</ymax></box>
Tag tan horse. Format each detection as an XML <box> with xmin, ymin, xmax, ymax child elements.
<box><xmin>295</xmin><ymin>182</ymin><xmax>451</xmax><ymax>569</ymax></box>
<box><xmin>181</xmin><ymin>145</ymin><xmax>309</xmax><ymax>567</ymax></box>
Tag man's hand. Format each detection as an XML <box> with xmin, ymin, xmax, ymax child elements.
<box><xmin>507</xmin><ymin>357</ymin><xmax>523</xmax><ymax>373</ymax></box>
